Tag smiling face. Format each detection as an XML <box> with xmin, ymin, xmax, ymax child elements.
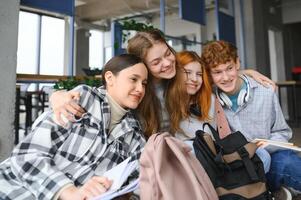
<box><xmin>145</xmin><ymin>42</ymin><xmax>176</xmax><ymax>82</ymax></box>
<box><xmin>210</xmin><ymin>59</ymin><xmax>241</xmax><ymax>95</ymax></box>
<box><xmin>105</xmin><ymin>63</ymin><xmax>148</xmax><ymax>109</ymax></box>
<box><xmin>181</xmin><ymin>61</ymin><xmax>203</xmax><ymax>95</ymax></box>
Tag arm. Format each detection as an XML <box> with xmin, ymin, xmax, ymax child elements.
<box><xmin>269</xmin><ymin>91</ymin><xmax>292</xmax><ymax>142</ymax></box>
<box><xmin>10</xmin><ymin>85</ymin><xmax>100</xmax><ymax>199</ymax></box>
<box><xmin>49</xmin><ymin>88</ymin><xmax>86</xmax><ymax>125</ymax></box>
<box><xmin>241</xmin><ymin>69</ymin><xmax>276</xmax><ymax>90</ymax></box>
<box><xmin>10</xmin><ymin>113</ymin><xmax>74</xmax><ymax>199</ymax></box>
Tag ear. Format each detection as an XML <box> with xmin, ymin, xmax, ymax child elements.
<box><xmin>235</xmin><ymin>58</ymin><xmax>240</xmax><ymax>70</ymax></box>
<box><xmin>104</xmin><ymin>71</ymin><xmax>115</xmax><ymax>86</ymax></box>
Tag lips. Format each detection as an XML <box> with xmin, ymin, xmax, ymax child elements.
<box><xmin>162</xmin><ymin>66</ymin><xmax>172</xmax><ymax>73</ymax></box>
<box><xmin>186</xmin><ymin>82</ymin><xmax>199</xmax><ymax>88</ymax></box>
<box><xmin>221</xmin><ymin>80</ymin><xmax>234</xmax><ymax>87</ymax></box>
<box><xmin>131</xmin><ymin>94</ymin><xmax>142</xmax><ymax>102</ymax></box>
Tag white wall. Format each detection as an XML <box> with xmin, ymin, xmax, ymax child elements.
<box><xmin>0</xmin><ymin>0</ymin><xmax>19</xmax><ymax>161</ymax></box>
<box><xmin>152</xmin><ymin>13</ymin><xmax>202</xmax><ymax>53</ymax></box>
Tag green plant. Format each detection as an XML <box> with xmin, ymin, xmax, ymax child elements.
<box><xmin>53</xmin><ymin>77</ymin><xmax>102</xmax><ymax>91</ymax></box>
<box><xmin>121</xmin><ymin>19</ymin><xmax>156</xmax><ymax>43</ymax></box>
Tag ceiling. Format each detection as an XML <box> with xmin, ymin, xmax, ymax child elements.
<box><xmin>75</xmin><ymin>0</ymin><xmax>178</xmax><ymax>22</ymax></box>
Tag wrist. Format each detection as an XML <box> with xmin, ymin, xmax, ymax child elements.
<box><xmin>59</xmin><ymin>185</ymin><xmax>77</xmax><ymax>200</ymax></box>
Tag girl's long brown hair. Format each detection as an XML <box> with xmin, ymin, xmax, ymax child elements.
<box><xmin>166</xmin><ymin>51</ymin><xmax>212</xmax><ymax>134</ymax></box>
<box><xmin>127</xmin><ymin>29</ymin><xmax>176</xmax><ymax>137</ymax></box>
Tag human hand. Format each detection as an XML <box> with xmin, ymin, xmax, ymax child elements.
<box><xmin>78</xmin><ymin>176</ymin><xmax>112</xmax><ymax>199</ymax></box>
<box><xmin>50</xmin><ymin>90</ymin><xmax>85</xmax><ymax>126</ymax></box>
<box><xmin>242</xmin><ymin>69</ymin><xmax>277</xmax><ymax>91</ymax></box>
<box><xmin>256</xmin><ymin>140</ymin><xmax>267</xmax><ymax>147</ymax></box>
<box><xmin>59</xmin><ymin>177</ymin><xmax>112</xmax><ymax>200</ymax></box>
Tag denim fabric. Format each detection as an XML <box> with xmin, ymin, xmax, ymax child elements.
<box><xmin>266</xmin><ymin>150</ymin><xmax>301</xmax><ymax>191</ymax></box>
<box><xmin>256</xmin><ymin>147</ymin><xmax>271</xmax><ymax>173</ymax></box>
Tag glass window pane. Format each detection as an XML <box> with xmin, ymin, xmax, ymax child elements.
<box><xmin>40</xmin><ymin>16</ymin><xmax>65</xmax><ymax>75</ymax></box>
<box><xmin>89</xmin><ymin>30</ymin><xmax>104</xmax><ymax>69</ymax></box>
<box><xmin>17</xmin><ymin>11</ymin><xmax>39</xmax><ymax>74</ymax></box>
<box><xmin>105</xmin><ymin>47</ymin><xmax>112</xmax><ymax>64</ymax></box>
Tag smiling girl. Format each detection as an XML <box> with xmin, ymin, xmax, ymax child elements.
<box><xmin>0</xmin><ymin>54</ymin><xmax>148</xmax><ymax>200</ymax></box>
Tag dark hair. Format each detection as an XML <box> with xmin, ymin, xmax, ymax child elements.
<box><xmin>101</xmin><ymin>54</ymin><xmax>143</xmax><ymax>87</ymax></box>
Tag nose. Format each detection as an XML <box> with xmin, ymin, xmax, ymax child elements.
<box><xmin>162</xmin><ymin>57</ymin><xmax>171</xmax><ymax>68</ymax></box>
<box><xmin>190</xmin><ymin>73</ymin><xmax>198</xmax><ymax>81</ymax></box>
<box><xmin>136</xmin><ymin>82</ymin><xmax>145</xmax><ymax>94</ymax></box>
<box><xmin>221</xmin><ymin>71</ymin><xmax>230</xmax><ymax>81</ymax></box>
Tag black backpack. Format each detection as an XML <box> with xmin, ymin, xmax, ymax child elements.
<box><xmin>193</xmin><ymin>123</ymin><xmax>272</xmax><ymax>200</ymax></box>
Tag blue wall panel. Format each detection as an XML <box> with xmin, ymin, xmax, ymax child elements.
<box><xmin>20</xmin><ymin>0</ymin><xmax>74</xmax><ymax>16</ymax></box>
<box><xmin>179</xmin><ymin>0</ymin><xmax>206</xmax><ymax>25</ymax></box>
<box><xmin>218</xmin><ymin>12</ymin><xmax>236</xmax><ymax>45</ymax></box>
<box><xmin>112</xmin><ymin>22</ymin><xmax>126</xmax><ymax>56</ymax></box>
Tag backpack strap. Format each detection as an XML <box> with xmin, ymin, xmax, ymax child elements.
<box><xmin>214</xmin><ymin>96</ymin><xmax>231</xmax><ymax>139</ymax></box>
<box><xmin>202</xmin><ymin>123</ymin><xmax>220</xmax><ymax>141</ymax></box>
<box><xmin>237</xmin><ymin>146</ymin><xmax>259</xmax><ymax>181</ymax></box>
<box><xmin>215</xmin><ymin>97</ymin><xmax>259</xmax><ymax>181</ymax></box>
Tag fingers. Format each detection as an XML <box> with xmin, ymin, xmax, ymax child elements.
<box><xmin>67</xmin><ymin>101</ymin><xmax>85</xmax><ymax>117</ymax></box>
<box><xmin>256</xmin><ymin>141</ymin><xmax>267</xmax><ymax>147</ymax></box>
<box><xmin>79</xmin><ymin>177</ymin><xmax>112</xmax><ymax>199</ymax></box>
<box><xmin>80</xmin><ymin>184</ymin><xmax>106</xmax><ymax>198</ymax></box>
<box><xmin>53</xmin><ymin>106</ymin><xmax>74</xmax><ymax>126</ymax></box>
<box><xmin>69</xmin><ymin>91</ymin><xmax>81</xmax><ymax>101</ymax></box>
<box><xmin>92</xmin><ymin>176</ymin><xmax>112</xmax><ymax>190</ymax></box>
<box><xmin>261</xmin><ymin>79</ymin><xmax>277</xmax><ymax>91</ymax></box>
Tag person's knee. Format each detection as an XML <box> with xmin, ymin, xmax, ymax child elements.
<box><xmin>271</xmin><ymin>150</ymin><xmax>299</xmax><ymax>173</ymax></box>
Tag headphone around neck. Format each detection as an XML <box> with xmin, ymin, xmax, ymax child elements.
<box><xmin>216</xmin><ymin>75</ymin><xmax>250</xmax><ymax>109</ymax></box>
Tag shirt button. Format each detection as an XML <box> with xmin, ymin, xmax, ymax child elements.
<box><xmin>66</xmin><ymin>173</ymin><xmax>73</xmax><ymax>179</ymax></box>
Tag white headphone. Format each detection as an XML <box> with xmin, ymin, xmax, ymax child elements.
<box><xmin>216</xmin><ymin>75</ymin><xmax>250</xmax><ymax>108</ymax></box>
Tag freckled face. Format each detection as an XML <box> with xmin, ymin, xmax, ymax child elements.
<box><xmin>181</xmin><ymin>61</ymin><xmax>203</xmax><ymax>95</ymax></box>
<box><xmin>210</xmin><ymin>60</ymin><xmax>240</xmax><ymax>95</ymax></box>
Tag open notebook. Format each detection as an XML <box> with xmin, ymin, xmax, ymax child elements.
<box><xmin>93</xmin><ymin>157</ymin><xmax>139</xmax><ymax>200</ymax></box>
<box><xmin>252</xmin><ymin>138</ymin><xmax>301</xmax><ymax>153</ymax></box>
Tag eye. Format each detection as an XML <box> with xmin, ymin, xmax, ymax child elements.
<box><xmin>197</xmin><ymin>72</ymin><xmax>203</xmax><ymax>77</ymax></box>
<box><xmin>151</xmin><ymin>60</ymin><xmax>160</xmax><ymax>66</ymax></box>
<box><xmin>130</xmin><ymin>77</ymin><xmax>137</xmax><ymax>82</ymax></box>
<box><xmin>165</xmin><ymin>49</ymin><xmax>171</xmax><ymax>56</ymax></box>
<box><xmin>212</xmin><ymin>71</ymin><xmax>221</xmax><ymax>75</ymax></box>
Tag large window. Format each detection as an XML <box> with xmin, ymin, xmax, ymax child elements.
<box><xmin>17</xmin><ymin>12</ymin><xmax>39</xmax><ymax>74</ymax></box>
<box><xmin>17</xmin><ymin>11</ymin><xmax>65</xmax><ymax>75</ymax></box>
<box><xmin>89</xmin><ymin>30</ymin><xmax>104</xmax><ymax>69</ymax></box>
<box><xmin>40</xmin><ymin>16</ymin><xmax>65</xmax><ymax>75</ymax></box>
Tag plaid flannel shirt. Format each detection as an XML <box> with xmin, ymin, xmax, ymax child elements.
<box><xmin>0</xmin><ymin>85</ymin><xmax>145</xmax><ymax>200</ymax></box>
<box><xmin>221</xmin><ymin>76</ymin><xmax>292</xmax><ymax>142</ymax></box>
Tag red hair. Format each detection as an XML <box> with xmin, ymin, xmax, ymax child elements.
<box><xmin>166</xmin><ymin>51</ymin><xmax>212</xmax><ymax>134</ymax></box>
<box><xmin>202</xmin><ymin>40</ymin><xmax>238</xmax><ymax>70</ymax></box>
